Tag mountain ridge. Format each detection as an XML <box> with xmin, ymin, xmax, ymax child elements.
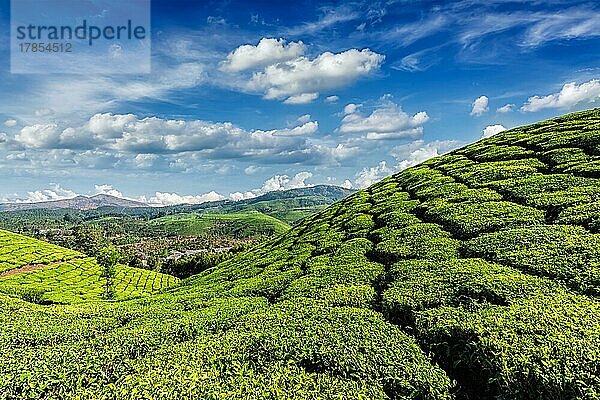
<box><xmin>0</xmin><ymin>184</ymin><xmax>355</xmax><ymax>212</ymax></box>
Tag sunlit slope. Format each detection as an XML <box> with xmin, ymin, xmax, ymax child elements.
<box><xmin>147</xmin><ymin>212</ymin><xmax>291</xmax><ymax>237</ymax></box>
<box><xmin>1</xmin><ymin>109</ymin><xmax>599</xmax><ymax>399</ymax></box>
<box><xmin>0</xmin><ymin>229</ymin><xmax>179</xmax><ymax>303</ymax></box>
<box><xmin>0</xmin><ymin>229</ymin><xmax>82</xmax><ymax>273</ymax></box>
<box><xmin>182</xmin><ymin>108</ymin><xmax>600</xmax><ymax>398</ymax></box>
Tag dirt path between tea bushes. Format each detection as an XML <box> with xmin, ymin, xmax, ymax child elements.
<box><xmin>0</xmin><ymin>260</ymin><xmax>79</xmax><ymax>278</ymax></box>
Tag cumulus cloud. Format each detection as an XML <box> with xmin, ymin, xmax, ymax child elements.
<box><xmin>94</xmin><ymin>184</ymin><xmax>124</xmax><ymax>198</ymax></box>
<box><xmin>149</xmin><ymin>191</ymin><xmax>226</xmax><ymax>206</ymax></box>
<box><xmin>353</xmin><ymin>139</ymin><xmax>461</xmax><ymax>189</ymax></box>
<box><xmin>325</xmin><ymin>95</ymin><xmax>339</xmax><ymax>103</ymax></box>
<box><xmin>297</xmin><ymin>114</ymin><xmax>312</xmax><ymax>124</ymax></box>
<box><xmin>481</xmin><ymin>124</ymin><xmax>507</xmax><ymax>139</ymax></box>
<box><xmin>393</xmin><ymin>140</ymin><xmax>461</xmax><ymax>171</ymax></box>
<box><xmin>497</xmin><ymin>104</ymin><xmax>515</xmax><ymax>113</ymax></box>
<box><xmin>341</xmin><ymin>179</ymin><xmax>353</xmax><ymax>189</ymax></box>
<box><xmin>470</xmin><ymin>95</ymin><xmax>489</xmax><ymax>116</ymax></box>
<box><xmin>7</xmin><ymin>113</ymin><xmax>347</xmax><ymax>168</ymax></box>
<box><xmin>14</xmin><ymin>123</ymin><xmax>60</xmax><ymax>148</ymax></box>
<box><xmin>247</xmin><ymin>48</ymin><xmax>384</xmax><ymax>103</ymax></box>
<box><xmin>256</xmin><ymin>121</ymin><xmax>318</xmax><ymax>137</ymax></box>
<box><xmin>521</xmin><ymin>79</ymin><xmax>600</xmax><ymax>112</ymax></box>
<box><xmin>6</xmin><ymin>184</ymin><xmax>78</xmax><ymax>203</ymax></box>
<box><xmin>221</xmin><ymin>38</ymin><xmax>306</xmax><ymax>72</ymax></box>
<box><xmin>4</xmin><ymin>119</ymin><xmax>17</xmax><ymax>128</ymax></box>
<box><xmin>229</xmin><ymin>171</ymin><xmax>314</xmax><ymax>201</ymax></box>
<box><xmin>338</xmin><ymin>96</ymin><xmax>429</xmax><ymax>139</ymax></box>
<box><xmin>283</xmin><ymin>93</ymin><xmax>319</xmax><ymax>104</ymax></box>
<box><xmin>262</xmin><ymin>171</ymin><xmax>313</xmax><ymax>192</ymax></box>
<box><xmin>355</xmin><ymin>161</ymin><xmax>392</xmax><ymax>188</ymax></box>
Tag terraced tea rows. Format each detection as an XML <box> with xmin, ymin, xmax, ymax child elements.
<box><xmin>1</xmin><ymin>109</ymin><xmax>599</xmax><ymax>399</ymax></box>
<box><xmin>0</xmin><ymin>230</ymin><xmax>179</xmax><ymax>303</ymax></box>
<box><xmin>0</xmin><ymin>229</ymin><xmax>82</xmax><ymax>273</ymax></box>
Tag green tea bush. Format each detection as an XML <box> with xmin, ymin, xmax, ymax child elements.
<box><xmin>557</xmin><ymin>201</ymin><xmax>600</xmax><ymax>232</ymax></box>
<box><xmin>463</xmin><ymin>144</ymin><xmax>535</xmax><ymax>162</ymax></box>
<box><xmin>382</xmin><ymin>258</ymin><xmax>558</xmax><ymax>325</ymax></box>
<box><xmin>451</xmin><ymin>159</ymin><xmax>545</xmax><ymax>187</ymax></box>
<box><xmin>374</xmin><ymin>223</ymin><xmax>461</xmax><ymax>263</ymax></box>
<box><xmin>416</xmin><ymin>293</ymin><xmax>600</xmax><ymax>399</ymax></box>
<box><xmin>423</xmin><ymin>201</ymin><xmax>545</xmax><ymax>237</ymax></box>
<box><xmin>463</xmin><ymin>225</ymin><xmax>600</xmax><ymax>295</ymax></box>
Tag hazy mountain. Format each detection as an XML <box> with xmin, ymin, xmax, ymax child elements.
<box><xmin>0</xmin><ymin>194</ymin><xmax>147</xmax><ymax>212</ymax></box>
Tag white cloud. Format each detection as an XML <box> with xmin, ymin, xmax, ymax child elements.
<box><xmin>229</xmin><ymin>191</ymin><xmax>257</xmax><ymax>201</ymax></box>
<box><xmin>470</xmin><ymin>95</ymin><xmax>489</xmax><ymax>116</ymax></box>
<box><xmin>338</xmin><ymin>96</ymin><xmax>429</xmax><ymax>140</ymax></box>
<box><xmin>229</xmin><ymin>171</ymin><xmax>314</xmax><ymax>201</ymax></box>
<box><xmin>286</xmin><ymin>5</ymin><xmax>360</xmax><ymax>36</ymax></box>
<box><xmin>15</xmin><ymin>123</ymin><xmax>60</xmax><ymax>148</ymax></box>
<box><xmin>325</xmin><ymin>95</ymin><xmax>339</xmax><ymax>103</ymax></box>
<box><xmin>353</xmin><ymin>139</ymin><xmax>461</xmax><ymax>189</ymax></box>
<box><xmin>206</xmin><ymin>16</ymin><xmax>227</xmax><ymax>25</ymax></box>
<box><xmin>247</xmin><ymin>48</ymin><xmax>384</xmax><ymax>103</ymax></box>
<box><xmin>481</xmin><ymin>124</ymin><xmax>507</xmax><ymax>139</ymax></box>
<box><xmin>341</xmin><ymin>179</ymin><xmax>353</xmax><ymax>189</ymax></box>
<box><xmin>221</xmin><ymin>38</ymin><xmax>306</xmax><ymax>72</ymax></box>
<box><xmin>34</xmin><ymin>109</ymin><xmax>54</xmax><ymax>117</ymax></box>
<box><xmin>257</xmin><ymin>121</ymin><xmax>318</xmax><ymax>137</ymax></box>
<box><xmin>297</xmin><ymin>114</ymin><xmax>312</xmax><ymax>124</ymax></box>
<box><xmin>8</xmin><ymin>113</ymin><xmax>346</xmax><ymax>167</ymax></box>
<box><xmin>94</xmin><ymin>184</ymin><xmax>124</xmax><ymax>198</ymax></box>
<box><xmin>343</xmin><ymin>103</ymin><xmax>361</xmax><ymax>115</ymax></box>
<box><xmin>497</xmin><ymin>104</ymin><xmax>514</xmax><ymax>113</ymax></box>
<box><xmin>8</xmin><ymin>184</ymin><xmax>78</xmax><ymax>203</ymax></box>
<box><xmin>522</xmin><ymin>9</ymin><xmax>600</xmax><ymax>47</ymax></box>
<box><xmin>521</xmin><ymin>79</ymin><xmax>600</xmax><ymax>112</ymax></box>
<box><xmin>149</xmin><ymin>191</ymin><xmax>226</xmax><ymax>206</ymax></box>
<box><xmin>244</xmin><ymin>165</ymin><xmax>261</xmax><ymax>175</ymax></box>
<box><xmin>4</xmin><ymin>63</ymin><xmax>206</xmax><ymax>120</ymax></box>
<box><xmin>261</xmin><ymin>171</ymin><xmax>313</xmax><ymax>192</ymax></box>
<box><xmin>283</xmin><ymin>93</ymin><xmax>319</xmax><ymax>104</ymax></box>
<box><xmin>393</xmin><ymin>140</ymin><xmax>461</xmax><ymax>171</ymax></box>
<box><xmin>355</xmin><ymin>161</ymin><xmax>392</xmax><ymax>189</ymax></box>
<box><xmin>4</xmin><ymin>119</ymin><xmax>17</xmax><ymax>128</ymax></box>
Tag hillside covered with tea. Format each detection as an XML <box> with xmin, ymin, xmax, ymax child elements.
<box><xmin>1</xmin><ymin>109</ymin><xmax>600</xmax><ymax>399</ymax></box>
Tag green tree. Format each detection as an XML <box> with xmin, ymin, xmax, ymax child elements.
<box><xmin>73</xmin><ymin>225</ymin><xmax>109</xmax><ymax>256</ymax></box>
<box><xmin>96</xmin><ymin>246</ymin><xmax>121</xmax><ymax>300</ymax></box>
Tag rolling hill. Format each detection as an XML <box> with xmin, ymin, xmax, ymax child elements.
<box><xmin>145</xmin><ymin>212</ymin><xmax>291</xmax><ymax>237</ymax></box>
<box><xmin>0</xmin><ymin>229</ymin><xmax>179</xmax><ymax>303</ymax></box>
<box><xmin>1</xmin><ymin>109</ymin><xmax>600</xmax><ymax>399</ymax></box>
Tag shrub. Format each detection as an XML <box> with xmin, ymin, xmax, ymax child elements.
<box><xmin>557</xmin><ymin>201</ymin><xmax>600</xmax><ymax>232</ymax></box>
<box><xmin>374</xmin><ymin>223</ymin><xmax>461</xmax><ymax>263</ymax></box>
<box><xmin>463</xmin><ymin>225</ymin><xmax>600</xmax><ymax>295</ymax></box>
<box><xmin>451</xmin><ymin>159</ymin><xmax>545</xmax><ymax>187</ymax></box>
<box><xmin>382</xmin><ymin>258</ymin><xmax>557</xmax><ymax>325</ymax></box>
<box><xmin>423</xmin><ymin>201</ymin><xmax>545</xmax><ymax>238</ymax></box>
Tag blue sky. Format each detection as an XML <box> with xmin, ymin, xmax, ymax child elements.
<box><xmin>0</xmin><ymin>0</ymin><xmax>599</xmax><ymax>205</ymax></box>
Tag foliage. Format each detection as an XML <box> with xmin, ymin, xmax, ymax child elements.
<box><xmin>0</xmin><ymin>109</ymin><xmax>600</xmax><ymax>398</ymax></box>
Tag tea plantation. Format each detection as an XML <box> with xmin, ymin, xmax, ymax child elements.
<box><xmin>1</xmin><ymin>109</ymin><xmax>600</xmax><ymax>399</ymax></box>
<box><xmin>0</xmin><ymin>229</ymin><xmax>179</xmax><ymax>303</ymax></box>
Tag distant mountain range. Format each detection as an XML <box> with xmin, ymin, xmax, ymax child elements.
<box><xmin>0</xmin><ymin>185</ymin><xmax>355</xmax><ymax>212</ymax></box>
<box><xmin>0</xmin><ymin>194</ymin><xmax>147</xmax><ymax>212</ymax></box>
